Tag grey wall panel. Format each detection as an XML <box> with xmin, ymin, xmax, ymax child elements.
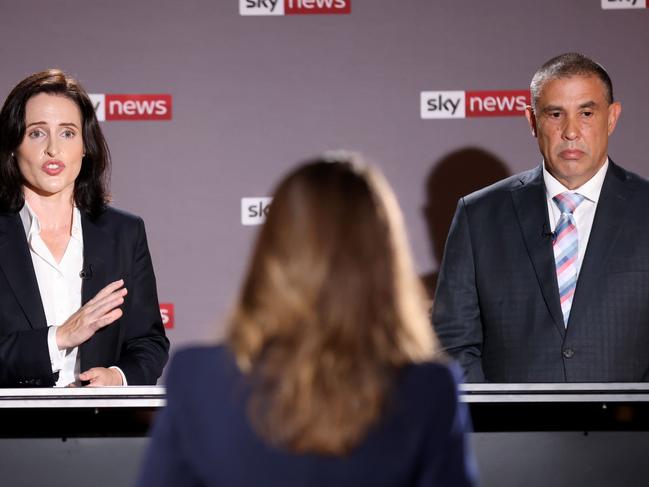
<box><xmin>1</xmin><ymin>0</ymin><xmax>647</xmax><ymax>356</ymax></box>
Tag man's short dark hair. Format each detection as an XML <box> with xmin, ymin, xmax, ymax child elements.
<box><xmin>530</xmin><ymin>53</ymin><xmax>614</xmax><ymax>110</ymax></box>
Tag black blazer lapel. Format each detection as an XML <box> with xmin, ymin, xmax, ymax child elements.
<box><xmin>569</xmin><ymin>161</ymin><xmax>632</xmax><ymax>326</ymax></box>
<box><xmin>0</xmin><ymin>213</ymin><xmax>47</xmax><ymax>329</ymax></box>
<box><xmin>79</xmin><ymin>212</ymin><xmax>121</xmax><ymax>370</ymax></box>
<box><xmin>80</xmin><ymin>213</ymin><xmax>114</xmax><ymax>305</ymax></box>
<box><xmin>511</xmin><ymin>166</ymin><xmax>566</xmax><ymax>338</ymax></box>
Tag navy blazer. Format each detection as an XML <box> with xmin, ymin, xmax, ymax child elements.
<box><xmin>0</xmin><ymin>206</ymin><xmax>169</xmax><ymax>386</ymax></box>
<box><xmin>433</xmin><ymin>161</ymin><xmax>649</xmax><ymax>382</ymax></box>
<box><xmin>137</xmin><ymin>346</ymin><xmax>478</xmax><ymax>487</ymax></box>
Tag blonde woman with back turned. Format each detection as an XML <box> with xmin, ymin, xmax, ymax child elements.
<box><xmin>137</xmin><ymin>154</ymin><xmax>477</xmax><ymax>486</ymax></box>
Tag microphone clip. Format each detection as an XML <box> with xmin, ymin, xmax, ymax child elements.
<box><xmin>79</xmin><ymin>264</ymin><xmax>93</xmax><ymax>280</ymax></box>
<box><xmin>542</xmin><ymin>224</ymin><xmax>556</xmax><ymax>242</ymax></box>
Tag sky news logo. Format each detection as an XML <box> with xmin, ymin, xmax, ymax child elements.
<box><xmin>160</xmin><ymin>303</ymin><xmax>174</xmax><ymax>329</ymax></box>
<box><xmin>89</xmin><ymin>94</ymin><xmax>172</xmax><ymax>121</ymax></box>
<box><xmin>240</xmin><ymin>0</ymin><xmax>351</xmax><ymax>16</ymax></box>
<box><xmin>601</xmin><ymin>0</ymin><xmax>647</xmax><ymax>9</ymax></box>
<box><xmin>242</xmin><ymin>197</ymin><xmax>272</xmax><ymax>225</ymax></box>
<box><xmin>420</xmin><ymin>90</ymin><xmax>530</xmax><ymax>119</ymax></box>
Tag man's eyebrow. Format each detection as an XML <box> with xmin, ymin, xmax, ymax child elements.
<box><xmin>541</xmin><ymin>105</ymin><xmax>563</xmax><ymax>113</ymax></box>
<box><xmin>540</xmin><ymin>101</ymin><xmax>599</xmax><ymax>113</ymax></box>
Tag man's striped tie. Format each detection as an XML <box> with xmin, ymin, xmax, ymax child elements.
<box><xmin>552</xmin><ymin>192</ymin><xmax>585</xmax><ymax>327</ymax></box>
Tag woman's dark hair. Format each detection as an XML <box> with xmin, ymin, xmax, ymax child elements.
<box><xmin>0</xmin><ymin>69</ymin><xmax>110</xmax><ymax>217</ymax></box>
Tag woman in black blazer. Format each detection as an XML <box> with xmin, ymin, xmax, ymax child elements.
<box><xmin>0</xmin><ymin>70</ymin><xmax>168</xmax><ymax>386</ymax></box>
<box><xmin>138</xmin><ymin>155</ymin><xmax>477</xmax><ymax>486</ymax></box>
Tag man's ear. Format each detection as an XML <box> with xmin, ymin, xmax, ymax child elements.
<box><xmin>607</xmin><ymin>101</ymin><xmax>622</xmax><ymax>136</ymax></box>
<box><xmin>525</xmin><ymin>105</ymin><xmax>537</xmax><ymax>137</ymax></box>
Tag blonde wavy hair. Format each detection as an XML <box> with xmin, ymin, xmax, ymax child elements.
<box><xmin>228</xmin><ymin>153</ymin><xmax>442</xmax><ymax>455</ymax></box>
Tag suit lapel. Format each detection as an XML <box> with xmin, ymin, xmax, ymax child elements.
<box><xmin>511</xmin><ymin>166</ymin><xmax>566</xmax><ymax>338</ymax></box>
<box><xmin>80</xmin><ymin>212</ymin><xmax>119</xmax><ymax>370</ymax></box>
<box><xmin>80</xmin><ymin>212</ymin><xmax>114</xmax><ymax>305</ymax></box>
<box><xmin>569</xmin><ymin>161</ymin><xmax>631</xmax><ymax>326</ymax></box>
<box><xmin>0</xmin><ymin>213</ymin><xmax>48</xmax><ymax>329</ymax></box>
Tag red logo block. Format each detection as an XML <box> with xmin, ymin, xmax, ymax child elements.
<box><xmin>160</xmin><ymin>303</ymin><xmax>175</xmax><ymax>329</ymax></box>
<box><xmin>105</xmin><ymin>94</ymin><xmax>172</xmax><ymax>121</ymax></box>
<box><xmin>285</xmin><ymin>0</ymin><xmax>350</xmax><ymax>14</ymax></box>
<box><xmin>465</xmin><ymin>90</ymin><xmax>530</xmax><ymax>117</ymax></box>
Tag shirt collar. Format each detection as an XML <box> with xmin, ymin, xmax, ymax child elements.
<box><xmin>18</xmin><ymin>201</ymin><xmax>83</xmax><ymax>243</ymax></box>
<box><xmin>19</xmin><ymin>201</ymin><xmax>41</xmax><ymax>242</ymax></box>
<box><xmin>543</xmin><ymin>157</ymin><xmax>609</xmax><ymax>204</ymax></box>
<box><xmin>70</xmin><ymin>206</ymin><xmax>82</xmax><ymax>242</ymax></box>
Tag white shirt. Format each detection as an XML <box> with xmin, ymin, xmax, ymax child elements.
<box><xmin>19</xmin><ymin>202</ymin><xmax>83</xmax><ymax>387</ymax></box>
<box><xmin>543</xmin><ymin>158</ymin><xmax>609</xmax><ymax>277</ymax></box>
<box><xmin>19</xmin><ymin>203</ymin><xmax>127</xmax><ymax>387</ymax></box>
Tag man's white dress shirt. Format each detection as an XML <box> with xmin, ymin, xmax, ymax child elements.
<box><xmin>543</xmin><ymin>158</ymin><xmax>609</xmax><ymax>278</ymax></box>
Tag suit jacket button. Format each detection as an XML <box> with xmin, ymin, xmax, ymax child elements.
<box><xmin>563</xmin><ymin>348</ymin><xmax>575</xmax><ymax>359</ymax></box>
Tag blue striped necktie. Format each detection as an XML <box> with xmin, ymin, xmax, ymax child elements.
<box><xmin>552</xmin><ymin>192</ymin><xmax>586</xmax><ymax>327</ymax></box>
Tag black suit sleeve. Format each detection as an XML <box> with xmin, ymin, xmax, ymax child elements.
<box><xmin>432</xmin><ymin>199</ymin><xmax>485</xmax><ymax>382</ymax></box>
<box><xmin>114</xmin><ymin>217</ymin><xmax>169</xmax><ymax>385</ymax></box>
<box><xmin>0</xmin><ymin>328</ymin><xmax>56</xmax><ymax>387</ymax></box>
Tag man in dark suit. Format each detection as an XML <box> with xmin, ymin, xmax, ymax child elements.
<box><xmin>432</xmin><ymin>52</ymin><xmax>649</xmax><ymax>383</ymax></box>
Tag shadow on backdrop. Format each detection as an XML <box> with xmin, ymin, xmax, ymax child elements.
<box><xmin>421</xmin><ymin>147</ymin><xmax>511</xmax><ymax>299</ymax></box>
